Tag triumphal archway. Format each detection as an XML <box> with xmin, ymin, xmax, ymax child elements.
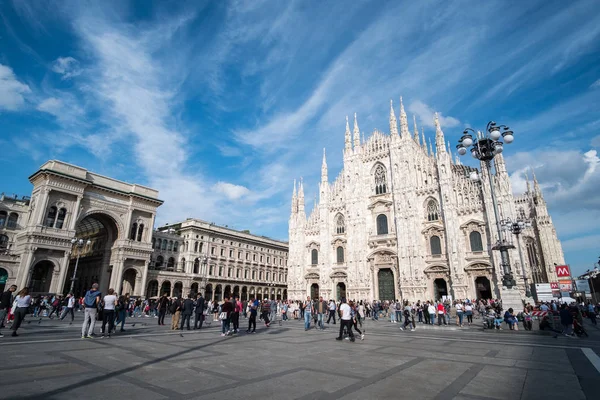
<box><xmin>14</xmin><ymin>160</ymin><xmax>162</xmax><ymax>296</ymax></box>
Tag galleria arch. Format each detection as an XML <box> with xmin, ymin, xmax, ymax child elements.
<box><xmin>13</xmin><ymin>160</ymin><xmax>162</xmax><ymax>296</ymax></box>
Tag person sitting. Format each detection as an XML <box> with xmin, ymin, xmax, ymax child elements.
<box><xmin>504</xmin><ymin>308</ymin><xmax>519</xmax><ymax>330</ymax></box>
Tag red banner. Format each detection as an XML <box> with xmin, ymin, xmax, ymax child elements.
<box><xmin>555</xmin><ymin>265</ymin><xmax>571</xmax><ymax>278</ymax></box>
<box><xmin>550</xmin><ymin>282</ymin><xmax>559</xmax><ymax>289</ymax></box>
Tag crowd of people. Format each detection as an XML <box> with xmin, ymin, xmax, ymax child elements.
<box><xmin>1</xmin><ymin>281</ymin><xmax>599</xmax><ymax>340</ymax></box>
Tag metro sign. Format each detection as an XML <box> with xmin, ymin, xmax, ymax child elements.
<box><xmin>550</xmin><ymin>282</ymin><xmax>559</xmax><ymax>290</ymax></box>
<box><xmin>555</xmin><ymin>265</ymin><xmax>571</xmax><ymax>278</ymax></box>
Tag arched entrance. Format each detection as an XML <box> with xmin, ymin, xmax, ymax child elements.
<box><xmin>377</xmin><ymin>268</ymin><xmax>395</xmax><ymax>301</ymax></box>
<box><xmin>146</xmin><ymin>280</ymin><xmax>159</xmax><ymax>298</ymax></box>
<box><xmin>433</xmin><ymin>278</ymin><xmax>448</xmax><ymax>300</ymax></box>
<box><xmin>190</xmin><ymin>282</ymin><xmax>199</xmax><ymax>297</ymax></box>
<box><xmin>205</xmin><ymin>283</ymin><xmax>213</xmax><ymax>300</ymax></box>
<box><xmin>336</xmin><ymin>282</ymin><xmax>346</xmax><ymax>301</ymax></box>
<box><xmin>233</xmin><ymin>285</ymin><xmax>240</xmax><ymax>299</ymax></box>
<box><xmin>283</xmin><ymin>289</ymin><xmax>287</xmax><ymax>300</ymax></box>
<box><xmin>160</xmin><ymin>281</ymin><xmax>171</xmax><ymax>297</ymax></box>
<box><xmin>173</xmin><ymin>281</ymin><xmax>183</xmax><ymax>298</ymax></box>
<box><xmin>214</xmin><ymin>284</ymin><xmax>223</xmax><ymax>301</ymax></box>
<box><xmin>0</xmin><ymin>268</ymin><xmax>8</xmax><ymax>293</ymax></box>
<box><xmin>65</xmin><ymin>213</ymin><xmax>119</xmax><ymax>296</ymax></box>
<box><xmin>310</xmin><ymin>283</ymin><xmax>319</xmax><ymax>300</ymax></box>
<box><xmin>31</xmin><ymin>260</ymin><xmax>54</xmax><ymax>293</ymax></box>
<box><xmin>224</xmin><ymin>285</ymin><xmax>232</xmax><ymax>299</ymax></box>
<box><xmin>121</xmin><ymin>269</ymin><xmax>137</xmax><ymax>295</ymax></box>
<box><xmin>257</xmin><ymin>287</ymin><xmax>262</xmax><ymax>300</ymax></box>
<box><xmin>475</xmin><ymin>276</ymin><xmax>492</xmax><ymax>299</ymax></box>
<box><xmin>241</xmin><ymin>286</ymin><xmax>248</xmax><ymax>301</ymax></box>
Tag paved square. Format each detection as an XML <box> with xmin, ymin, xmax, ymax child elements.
<box><xmin>1</xmin><ymin>314</ymin><xmax>599</xmax><ymax>400</ymax></box>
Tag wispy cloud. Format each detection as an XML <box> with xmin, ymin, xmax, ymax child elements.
<box><xmin>591</xmin><ymin>79</ymin><xmax>600</xmax><ymax>89</ymax></box>
<box><xmin>0</xmin><ymin>64</ymin><xmax>31</xmax><ymax>111</ymax></box>
<box><xmin>51</xmin><ymin>56</ymin><xmax>82</xmax><ymax>80</ymax></box>
<box><xmin>408</xmin><ymin>100</ymin><xmax>460</xmax><ymax>130</ymax></box>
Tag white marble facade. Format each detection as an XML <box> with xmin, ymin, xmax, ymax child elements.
<box><xmin>287</xmin><ymin>99</ymin><xmax>565</xmax><ymax>302</ymax></box>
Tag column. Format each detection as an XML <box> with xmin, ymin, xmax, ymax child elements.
<box><xmin>55</xmin><ymin>251</ymin><xmax>71</xmax><ymax>294</ymax></box>
<box><xmin>16</xmin><ymin>247</ymin><xmax>36</xmax><ymax>289</ymax></box>
<box><xmin>35</xmin><ymin>188</ymin><xmax>51</xmax><ymax>227</ymax></box>
<box><xmin>110</xmin><ymin>258</ymin><xmax>124</xmax><ymax>294</ymax></box>
<box><xmin>134</xmin><ymin>272</ymin><xmax>143</xmax><ymax>297</ymax></box>
<box><xmin>140</xmin><ymin>261</ymin><xmax>149</xmax><ymax>299</ymax></box>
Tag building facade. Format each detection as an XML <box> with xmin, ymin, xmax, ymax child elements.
<box><xmin>287</xmin><ymin>99</ymin><xmax>565</xmax><ymax>302</ymax></box>
<box><xmin>0</xmin><ymin>161</ymin><xmax>289</xmax><ymax>301</ymax></box>
<box><xmin>146</xmin><ymin>219</ymin><xmax>288</xmax><ymax>301</ymax></box>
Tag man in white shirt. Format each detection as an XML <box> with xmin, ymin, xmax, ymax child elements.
<box><xmin>327</xmin><ymin>300</ymin><xmax>337</xmax><ymax>324</ymax></box>
<box><xmin>335</xmin><ymin>298</ymin><xmax>355</xmax><ymax>342</ymax></box>
<box><xmin>60</xmin><ymin>293</ymin><xmax>76</xmax><ymax>322</ymax></box>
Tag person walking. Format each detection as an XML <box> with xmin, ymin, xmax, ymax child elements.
<box><xmin>587</xmin><ymin>302</ymin><xmax>597</xmax><ymax>325</ymax></box>
<box><xmin>220</xmin><ymin>295</ymin><xmax>233</xmax><ymax>336</ymax></box>
<box><xmin>327</xmin><ymin>299</ymin><xmax>336</xmax><ymax>324</ymax></box>
<box><xmin>315</xmin><ymin>296</ymin><xmax>326</xmax><ymax>330</ymax></box>
<box><xmin>437</xmin><ymin>301</ymin><xmax>447</xmax><ymax>326</ymax></box>
<box><xmin>246</xmin><ymin>297</ymin><xmax>258</xmax><ymax>333</ymax></box>
<box><xmin>81</xmin><ymin>283</ymin><xmax>102</xmax><ymax>339</ymax></box>
<box><xmin>303</xmin><ymin>296</ymin><xmax>313</xmax><ymax>331</ymax></box>
<box><xmin>335</xmin><ymin>298</ymin><xmax>355</xmax><ymax>342</ymax></box>
<box><xmin>10</xmin><ymin>287</ymin><xmax>31</xmax><ymax>337</ymax></box>
<box><xmin>194</xmin><ymin>293</ymin><xmax>205</xmax><ymax>329</ymax></box>
<box><xmin>157</xmin><ymin>293</ymin><xmax>169</xmax><ymax>326</ymax></box>
<box><xmin>261</xmin><ymin>299</ymin><xmax>271</xmax><ymax>327</ymax></box>
<box><xmin>349</xmin><ymin>301</ymin><xmax>364</xmax><ymax>340</ymax></box>
<box><xmin>100</xmin><ymin>289</ymin><xmax>117</xmax><ymax>338</ymax></box>
<box><xmin>170</xmin><ymin>296</ymin><xmax>182</xmax><ymax>330</ymax></box>
<box><xmin>180</xmin><ymin>294</ymin><xmax>194</xmax><ymax>331</ymax></box>
<box><xmin>60</xmin><ymin>293</ymin><xmax>76</xmax><ymax>323</ymax></box>
<box><xmin>114</xmin><ymin>294</ymin><xmax>128</xmax><ymax>332</ymax></box>
<box><xmin>0</xmin><ymin>284</ymin><xmax>17</xmax><ymax>338</ymax></box>
<box><xmin>465</xmin><ymin>302</ymin><xmax>473</xmax><ymax>325</ymax></box>
<box><xmin>232</xmin><ymin>296</ymin><xmax>242</xmax><ymax>333</ymax></box>
<box><xmin>455</xmin><ymin>301</ymin><xmax>464</xmax><ymax>327</ymax></box>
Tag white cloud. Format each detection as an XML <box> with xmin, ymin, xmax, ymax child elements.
<box><xmin>51</xmin><ymin>57</ymin><xmax>82</xmax><ymax>79</ymax></box>
<box><xmin>591</xmin><ymin>79</ymin><xmax>600</xmax><ymax>89</ymax></box>
<box><xmin>408</xmin><ymin>100</ymin><xmax>460</xmax><ymax>130</ymax></box>
<box><xmin>0</xmin><ymin>64</ymin><xmax>31</xmax><ymax>111</ymax></box>
<box><xmin>36</xmin><ymin>97</ymin><xmax>63</xmax><ymax>116</ymax></box>
<box><xmin>213</xmin><ymin>181</ymin><xmax>251</xmax><ymax>200</ymax></box>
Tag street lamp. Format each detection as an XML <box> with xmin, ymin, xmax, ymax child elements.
<box><xmin>457</xmin><ymin>121</ymin><xmax>516</xmax><ymax>288</ymax></box>
<box><xmin>501</xmin><ymin>217</ymin><xmax>532</xmax><ymax>297</ymax></box>
<box><xmin>198</xmin><ymin>254</ymin><xmax>210</xmax><ymax>294</ymax></box>
<box><xmin>69</xmin><ymin>237</ymin><xmax>92</xmax><ymax>294</ymax></box>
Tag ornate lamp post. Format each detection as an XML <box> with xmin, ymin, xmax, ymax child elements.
<box><xmin>500</xmin><ymin>218</ymin><xmax>532</xmax><ymax>297</ymax></box>
<box><xmin>456</xmin><ymin>121</ymin><xmax>516</xmax><ymax>288</ymax></box>
<box><xmin>69</xmin><ymin>237</ymin><xmax>91</xmax><ymax>294</ymax></box>
<box><xmin>198</xmin><ymin>254</ymin><xmax>209</xmax><ymax>295</ymax></box>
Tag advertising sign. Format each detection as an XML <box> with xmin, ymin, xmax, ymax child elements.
<box><xmin>555</xmin><ymin>265</ymin><xmax>571</xmax><ymax>278</ymax></box>
<box><xmin>559</xmin><ymin>281</ymin><xmax>572</xmax><ymax>292</ymax></box>
<box><xmin>575</xmin><ymin>279</ymin><xmax>591</xmax><ymax>293</ymax></box>
<box><xmin>550</xmin><ymin>282</ymin><xmax>559</xmax><ymax>290</ymax></box>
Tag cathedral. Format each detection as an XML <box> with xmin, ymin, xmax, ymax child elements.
<box><xmin>287</xmin><ymin>98</ymin><xmax>565</xmax><ymax>303</ymax></box>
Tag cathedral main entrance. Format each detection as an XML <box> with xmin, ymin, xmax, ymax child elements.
<box><xmin>475</xmin><ymin>276</ymin><xmax>492</xmax><ymax>299</ymax></box>
<box><xmin>378</xmin><ymin>268</ymin><xmax>395</xmax><ymax>301</ymax></box>
<box><xmin>336</xmin><ymin>282</ymin><xmax>346</xmax><ymax>300</ymax></box>
<box><xmin>434</xmin><ymin>278</ymin><xmax>448</xmax><ymax>300</ymax></box>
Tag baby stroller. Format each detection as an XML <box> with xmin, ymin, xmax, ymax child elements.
<box><xmin>573</xmin><ymin>319</ymin><xmax>588</xmax><ymax>338</ymax></box>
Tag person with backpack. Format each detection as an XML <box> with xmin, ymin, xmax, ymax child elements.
<box><xmin>170</xmin><ymin>296</ymin><xmax>182</xmax><ymax>330</ymax></box>
<box><xmin>81</xmin><ymin>283</ymin><xmax>102</xmax><ymax>339</ymax></box>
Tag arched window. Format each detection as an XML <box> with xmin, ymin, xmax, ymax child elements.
<box><xmin>193</xmin><ymin>258</ymin><xmax>200</xmax><ymax>274</ymax></box>
<box><xmin>427</xmin><ymin>200</ymin><xmax>439</xmax><ymax>221</ymax></box>
<box><xmin>0</xmin><ymin>234</ymin><xmax>9</xmax><ymax>249</ymax></box>
<box><xmin>199</xmin><ymin>242</ymin><xmax>204</xmax><ymax>252</ymax></box>
<box><xmin>336</xmin><ymin>214</ymin><xmax>345</xmax><ymax>234</ymax></box>
<box><xmin>157</xmin><ymin>239</ymin><xmax>162</xmax><ymax>250</ymax></box>
<box><xmin>311</xmin><ymin>249</ymin><xmax>318</xmax><ymax>265</ymax></box>
<box><xmin>0</xmin><ymin>211</ymin><xmax>7</xmax><ymax>227</ymax></box>
<box><xmin>174</xmin><ymin>241</ymin><xmax>179</xmax><ymax>252</ymax></box>
<box><xmin>155</xmin><ymin>255</ymin><xmax>164</xmax><ymax>268</ymax></box>
<box><xmin>136</xmin><ymin>224</ymin><xmax>144</xmax><ymax>241</ymax></box>
<box><xmin>167</xmin><ymin>257</ymin><xmax>175</xmax><ymax>270</ymax></box>
<box><xmin>54</xmin><ymin>208</ymin><xmax>67</xmax><ymax>229</ymax></box>
<box><xmin>376</xmin><ymin>214</ymin><xmax>388</xmax><ymax>235</ymax></box>
<box><xmin>430</xmin><ymin>235</ymin><xmax>442</xmax><ymax>255</ymax></box>
<box><xmin>469</xmin><ymin>231</ymin><xmax>483</xmax><ymax>252</ymax></box>
<box><xmin>336</xmin><ymin>246</ymin><xmax>344</xmax><ymax>263</ymax></box>
<box><xmin>161</xmin><ymin>240</ymin><xmax>167</xmax><ymax>250</ymax></box>
<box><xmin>167</xmin><ymin>240</ymin><xmax>173</xmax><ymax>251</ymax></box>
<box><xmin>130</xmin><ymin>223</ymin><xmax>137</xmax><ymax>240</ymax></box>
<box><xmin>45</xmin><ymin>206</ymin><xmax>57</xmax><ymax>227</ymax></box>
<box><xmin>7</xmin><ymin>213</ymin><xmax>18</xmax><ymax>229</ymax></box>
<box><xmin>374</xmin><ymin>164</ymin><xmax>387</xmax><ymax>194</ymax></box>
<box><xmin>152</xmin><ymin>238</ymin><xmax>156</xmax><ymax>248</ymax></box>
<box><xmin>194</xmin><ymin>241</ymin><xmax>198</xmax><ymax>252</ymax></box>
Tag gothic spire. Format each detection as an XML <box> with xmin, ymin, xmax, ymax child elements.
<box><xmin>531</xmin><ymin>168</ymin><xmax>542</xmax><ymax>195</ymax></box>
<box><xmin>344</xmin><ymin>116</ymin><xmax>351</xmax><ymax>151</ymax></box>
<box><xmin>291</xmin><ymin>179</ymin><xmax>297</xmax><ymax>214</ymax></box>
<box><xmin>434</xmin><ymin>112</ymin><xmax>446</xmax><ymax>153</ymax></box>
<box><xmin>413</xmin><ymin>115</ymin><xmax>420</xmax><ymax>144</ymax></box>
<box><xmin>525</xmin><ymin>171</ymin><xmax>531</xmax><ymax>193</ymax></box>
<box><xmin>399</xmin><ymin>97</ymin><xmax>410</xmax><ymax>138</ymax></box>
<box><xmin>429</xmin><ymin>138</ymin><xmax>434</xmax><ymax>157</ymax></box>
<box><xmin>421</xmin><ymin>127</ymin><xmax>427</xmax><ymax>153</ymax></box>
<box><xmin>389</xmin><ymin>100</ymin><xmax>398</xmax><ymax>137</ymax></box>
<box><xmin>298</xmin><ymin>177</ymin><xmax>305</xmax><ymax>214</ymax></box>
<box><xmin>321</xmin><ymin>148</ymin><xmax>328</xmax><ymax>182</ymax></box>
<box><xmin>353</xmin><ymin>113</ymin><xmax>361</xmax><ymax>148</ymax></box>
<box><xmin>447</xmin><ymin>140</ymin><xmax>453</xmax><ymax>161</ymax></box>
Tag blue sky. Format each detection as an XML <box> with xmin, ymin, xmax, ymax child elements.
<box><xmin>1</xmin><ymin>1</ymin><xmax>599</xmax><ymax>275</ymax></box>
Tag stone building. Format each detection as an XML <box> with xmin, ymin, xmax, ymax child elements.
<box><xmin>146</xmin><ymin>219</ymin><xmax>289</xmax><ymax>301</ymax></box>
<box><xmin>287</xmin><ymin>98</ymin><xmax>565</xmax><ymax>303</ymax></box>
<box><xmin>0</xmin><ymin>160</ymin><xmax>289</xmax><ymax>300</ymax></box>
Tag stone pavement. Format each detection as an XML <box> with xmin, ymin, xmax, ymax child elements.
<box><xmin>1</xmin><ymin>313</ymin><xmax>599</xmax><ymax>400</ymax></box>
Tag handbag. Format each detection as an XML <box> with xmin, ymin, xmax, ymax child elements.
<box><xmin>219</xmin><ymin>311</ymin><xmax>227</xmax><ymax>320</ymax></box>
